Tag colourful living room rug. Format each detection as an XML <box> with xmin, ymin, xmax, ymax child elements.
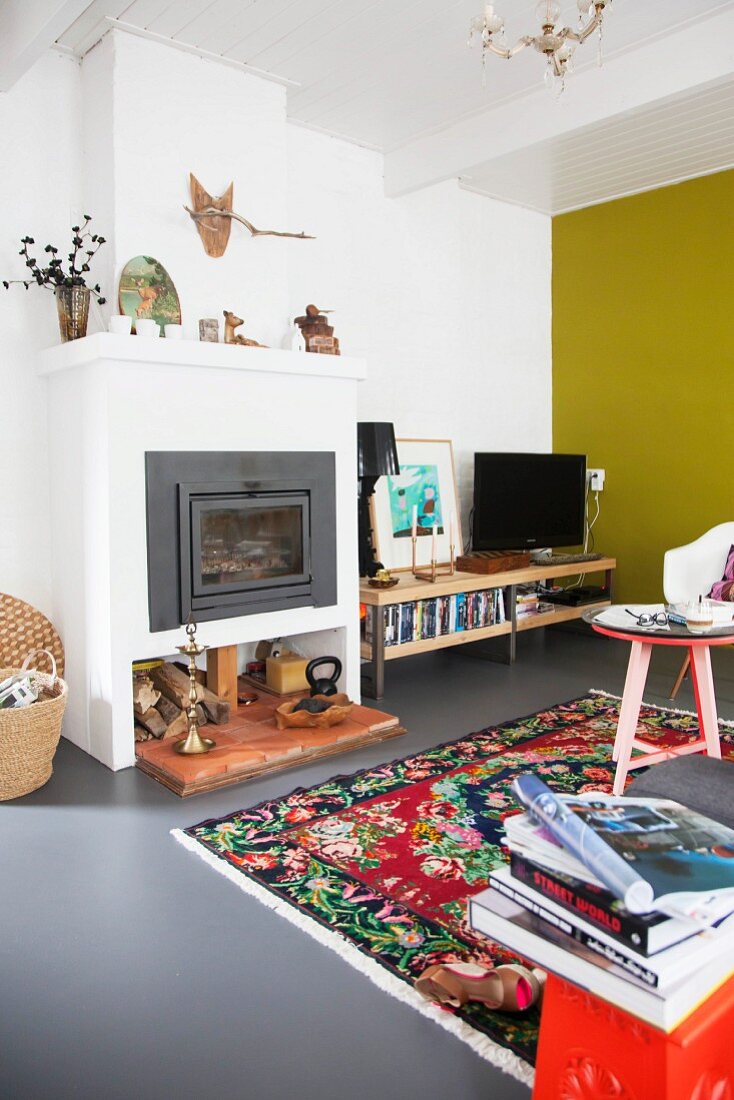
<box><xmin>173</xmin><ymin>691</ymin><xmax>734</xmax><ymax>1087</ymax></box>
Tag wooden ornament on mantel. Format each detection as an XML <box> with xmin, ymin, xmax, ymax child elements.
<box><xmin>185</xmin><ymin>173</ymin><xmax>315</xmax><ymax>257</ymax></box>
<box><xmin>294</xmin><ymin>304</ymin><xmax>340</xmax><ymax>355</ymax></box>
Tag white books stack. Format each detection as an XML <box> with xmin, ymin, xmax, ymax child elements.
<box><xmin>469</xmin><ymin>887</ymin><xmax>734</xmax><ymax>1032</ymax></box>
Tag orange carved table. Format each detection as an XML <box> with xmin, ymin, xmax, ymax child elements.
<box><xmin>532</xmin><ymin>972</ymin><xmax>734</xmax><ymax>1099</ymax></box>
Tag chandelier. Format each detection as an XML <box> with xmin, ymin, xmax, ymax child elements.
<box><xmin>469</xmin><ymin>1</ymin><xmax>610</xmax><ymax>89</ymax></box>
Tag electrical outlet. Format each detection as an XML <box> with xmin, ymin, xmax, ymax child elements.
<box><xmin>588</xmin><ymin>468</ymin><xmax>606</xmax><ymax>492</ymax></box>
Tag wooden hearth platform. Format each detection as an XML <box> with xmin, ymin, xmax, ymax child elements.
<box><xmin>135</xmin><ymin>691</ymin><xmax>404</xmax><ymax>797</ymax></box>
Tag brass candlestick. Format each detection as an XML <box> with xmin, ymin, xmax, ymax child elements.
<box><xmin>173</xmin><ymin>614</ymin><xmax>215</xmax><ymax>755</ymax></box>
<box><xmin>411</xmin><ymin>534</ymin><xmax>456</xmax><ymax>583</ymax></box>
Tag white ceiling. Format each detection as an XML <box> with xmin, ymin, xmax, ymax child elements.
<box><xmin>460</xmin><ymin>76</ymin><xmax>734</xmax><ymax>213</ymax></box>
<box><xmin>55</xmin><ymin>0</ymin><xmax>734</xmax><ymax>149</ymax></box>
<box><xmin>48</xmin><ymin>0</ymin><xmax>734</xmax><ymax>212</ymax></box>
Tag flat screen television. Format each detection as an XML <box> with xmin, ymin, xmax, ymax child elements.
<box><xmin>472</xmin><ymin>453</ymin><xmax>586</xmax><ymax>550</ymax></box>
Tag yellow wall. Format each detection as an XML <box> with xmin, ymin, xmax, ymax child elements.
<box><xmin>552</xmin><ymin>170</ymin><xmax>734</xmax><ymax>602</ymax></box>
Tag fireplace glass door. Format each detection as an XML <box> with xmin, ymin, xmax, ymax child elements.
<box><xmin>190</xmin><ymin>493</ymin><xmax>310</xmax><ymax>599</ymax></box>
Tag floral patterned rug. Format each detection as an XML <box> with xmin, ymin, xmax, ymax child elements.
<box><xmin>174</xmin><ymin>691</ymin><xmax>734</xmax><ymax>1086</ymax></box>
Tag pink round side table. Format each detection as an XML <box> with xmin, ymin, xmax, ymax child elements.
<box><xmin>585</xmin><ymin>609</ymin><xmax>734</xmax><ymax>795</ymax></box>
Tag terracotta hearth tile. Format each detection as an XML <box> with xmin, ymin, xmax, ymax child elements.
<box><xmin>165</xmin><ymin>753</ymin><xmax>231</xmax><ymax>783</ymax></box>
<box><xmin>332</xmin><ymin>719</ymin><xmax>374</xmax><ymax>742</ymax></box>
<box><xmin>135</xmin><ymin>730</ymin><xmax>240</xmax><ymax>762</ymax></box>
<box><xmin>227</xmin><ymin>719</ymin><xmax>280</xmax><ymax>742</ymax></box>
<box><xmin>231</xmin><ymin>702</ymin><xmax>277</xmax><ymax>725</ymax></box>
<box><xmin>203</xmin><ymin>714</ymin><xmax>253</xmax><ymax>736</ymax></box>
<box><xmin>350</xmin><ymin>704</ymin><xmax>399</xmax><ymax>731</ymax></box>
<box><xmin>189</xmin><ymin>702</ymin><xmax>282</xmax><ymax>739</ymax></box>
<box><xmin>284</xmin><ymin>726</ymin><xmax>344</xmax><ymax>750</ymax></box>
<box><xmin>216</xmin><ymin>747</ymin><xmax>269</xmax><ymax>774</ymax></box>
<box><xmin>142</xmin><ymin>736</ymin><xmax>246</xmax><ymax>781</ymax></box>
<box><xmin>156</xmin><ymin>745</ymin><xmax>267</xmax><ymax>783</ymax></box>
<box><xmin>231</xmin><ymin>733</ymin><xmax>304</xmax><ymax>762</ymax></box>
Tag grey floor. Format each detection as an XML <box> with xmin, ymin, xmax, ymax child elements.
<box><xmin>3</xmin><ymin>629</ymin><xmax>733</xmax><ymax>1100</ymax></box>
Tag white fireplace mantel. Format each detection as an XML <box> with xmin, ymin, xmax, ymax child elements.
<box><xmin>38</xmin><ymin>334</ymin><xmax>366</xmax><ymax>771</ymax></box>
<box><xmin>38</xmin><ymin>332</ymin><xmax>367</xmax><ymax>381</ymax></box>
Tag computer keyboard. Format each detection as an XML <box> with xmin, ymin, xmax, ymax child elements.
<box><xmin>543</xmin><ymin>552</ymin><xmax>605</xmax><ymax>564</ymax></box>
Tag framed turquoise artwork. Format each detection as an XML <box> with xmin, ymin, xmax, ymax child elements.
<box><xmin>372</xmin><ymin>439</ymin><xmax>462</xmax><ymax>571</ymax></box>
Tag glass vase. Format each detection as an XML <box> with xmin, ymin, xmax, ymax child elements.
<box><xmin>55</xmin><ymin>285</ymin><xmax>90</xmax><ymax>343</ymax></box>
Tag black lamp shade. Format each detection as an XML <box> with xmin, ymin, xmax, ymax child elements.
<box><xmin>357</xmin><ymin>422</ymin><xmax>400</xmax><ymax>479</ymax></box>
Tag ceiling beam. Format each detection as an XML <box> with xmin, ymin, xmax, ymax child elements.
<box><xmin>384</xmin><ymin>7</ymin><xmax>734</xmax><ymax>198</ymax></box>
<box><xmin>0</xmin><ymin>0</ymin><xmax>93</xmax><ymax>92</ymax></box>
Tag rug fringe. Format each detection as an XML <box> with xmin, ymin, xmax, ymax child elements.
<box><xmin>171</xmin><ymin>828</ymin><xmax>535</xmax><ymax>1087</ymax></box>
<box><xmin>589</xmin><ymin>688</ymin><xmax>734</xmax><ymax>728</ymax></box>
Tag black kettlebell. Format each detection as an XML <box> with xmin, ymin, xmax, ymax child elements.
<box><xmin>305</xmin><ymin>656</ymin><xmax>342</xmax><ymax>697</ymax></box>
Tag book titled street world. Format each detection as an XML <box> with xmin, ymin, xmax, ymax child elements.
<box><xmin>487</xmin><ymin>864</ymin><xmax>730</xmax><ymax>991</ymax></box>
<box><xmin>507</xmin><ymin>851</ymin><xmax>695</xmax><ymax>956</ymax></box>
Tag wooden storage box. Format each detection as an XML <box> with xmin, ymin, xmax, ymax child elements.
<box><xmin>455</xmin><ymin>550</ymin><xmax>532</xmax><ymax>575</ymax></box>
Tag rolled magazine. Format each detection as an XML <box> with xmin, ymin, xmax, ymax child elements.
<box><xmin>512</xmin><ymin>774</ymin><xmax>654</xmax><ymax>913</ymax></box>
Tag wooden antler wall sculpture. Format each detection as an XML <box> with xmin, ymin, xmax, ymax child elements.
<box><xmin>185</xmin><ymin>173</ymin><xmax>314</xmax><ymax>257</ymax></box>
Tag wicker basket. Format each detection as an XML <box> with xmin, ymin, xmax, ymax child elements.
<box><xmin>0</xmin><ymin>592</ymin><xmax>64</xmax><ymax>677</ymax></box>
<box><xmin>0</xmin><ymin>649</ymin><xmax>68</xmax><ymax>800</ymax></box>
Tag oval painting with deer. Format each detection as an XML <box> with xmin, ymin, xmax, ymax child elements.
<box><xmin>118</xmin><ymin>255</ymin><xmax>181</xmax><ymax>334</ymax></box>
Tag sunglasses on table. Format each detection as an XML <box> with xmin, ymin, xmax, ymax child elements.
<box><xmin>625</xmin><ymin>609</ymin><xmax>669</xmax><ymax>627</ymax></box>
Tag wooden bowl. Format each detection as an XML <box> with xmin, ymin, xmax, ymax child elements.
<box><xmin>368</xmin><ymin>576</ymin><xmax>399</xmax><ymax>589</ymax></box>
<box><xmin>275</xmin><ymin>693</ymin><xmax>353</xmax><ymax>729</ymax></box>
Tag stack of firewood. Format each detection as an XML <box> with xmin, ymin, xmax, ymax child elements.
<box><xmin>133</xmin><ymin>662</ymin><xmax>230</xmax><ymax>742</ymax></box>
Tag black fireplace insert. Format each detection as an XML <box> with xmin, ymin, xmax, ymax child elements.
<box><xmin>145</xmin><ymin>452</ymin><xmax>337</xmax><ymax>631</ymax></box>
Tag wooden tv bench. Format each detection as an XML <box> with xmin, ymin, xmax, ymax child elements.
<box><xmin>359</xmin><ymin>557</ymin><xmax>615</xmax><ymax>700</ymax></box>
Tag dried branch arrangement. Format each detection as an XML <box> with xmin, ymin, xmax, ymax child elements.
<box><xmin>185</xmin><ymin>173</ymin><xmax>314</xmax><ymax>257</ymax></box>
<box><xmin>2</xmin><ymin>214</ymin><xmax>107</xmax><ymax>302</ymax></box>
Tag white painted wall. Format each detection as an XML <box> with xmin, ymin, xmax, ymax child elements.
<box><xmin>287</xmin><ymin>125</ymin><xmax>552</xmax><ymax>532</ymax></box>
<box><xmin>0</xmin><ymin>51</ymin><xmax>82</xmax><ymax>613</ymax></box>
<box><xmin>81</xmin><ymin>30</ymin><xmax>291</xmax><ymax>347</ymax></box>
<box><xmin>2</xmin><ymin>31</ymin><xmax>552</xmax><ymax>628</ymax></box>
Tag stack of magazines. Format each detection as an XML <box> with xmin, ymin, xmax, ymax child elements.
<box><xmin>469</xmin><ymin>774</ymin><xmax>734</xmax><ymax>1030</ymax></box>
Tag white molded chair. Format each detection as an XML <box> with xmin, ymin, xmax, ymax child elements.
<box><xmin>663</xmin><ymin>522</ymin><xmax>734</xmax><ymax>698</ymax></box>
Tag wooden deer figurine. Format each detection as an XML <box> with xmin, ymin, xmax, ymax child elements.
<box><xmin>223</xmin><ymin>310</ymin><xmax>266</xmax><ymax>348</ymax></box>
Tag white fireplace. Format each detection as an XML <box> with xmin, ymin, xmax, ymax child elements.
<box><xmin>38</xmin><ymin>333</ymin><xmax>365</xmax><ymax>770</ymax></box>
